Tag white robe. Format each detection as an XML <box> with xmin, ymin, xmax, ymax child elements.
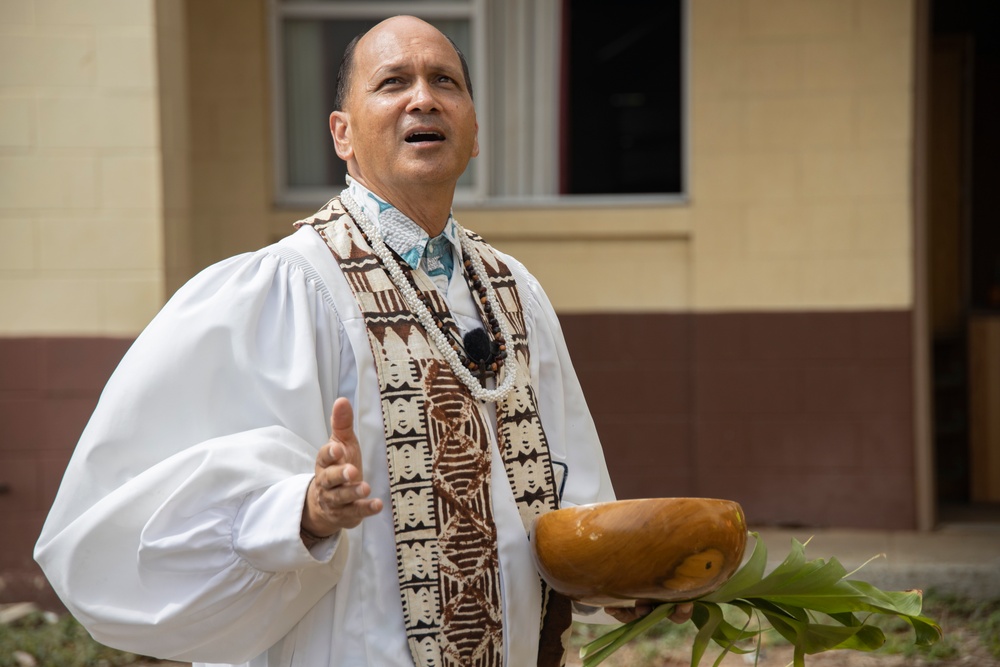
<box><xmin>35</xmin><ymin>224</ymin><xmax>615</xmax><ymax>667</ymax></box>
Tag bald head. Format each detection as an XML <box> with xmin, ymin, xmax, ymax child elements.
<box><xmin>334</xmin><ymin>16</ymin><xmax>473</xmax><ymax>111</ymax></box>
<box><xmin>327</xmin><ymin>13</ymin><xmax>480</xmax><ymax>228</ymax></box>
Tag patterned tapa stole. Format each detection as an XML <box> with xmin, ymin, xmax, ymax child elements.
<box><xmin>295</xmin><ymin>198</ymin><xmax>572</xmax><ymax>667</ymax></box>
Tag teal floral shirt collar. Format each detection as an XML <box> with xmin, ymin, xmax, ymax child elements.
<box><xmin>344</xmin><ymin>176</ymin><xmax>459</xmax><ymax>280</ymax></box>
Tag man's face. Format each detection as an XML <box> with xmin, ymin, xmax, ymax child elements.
<box><xmin>331</xmin><ymin>17</ymin><xmax>479</xmax><ymax>194</ymax></box>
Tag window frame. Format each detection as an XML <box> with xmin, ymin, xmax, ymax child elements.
<box><xmin>268</xmin><ymin>0</ymin><xmax>689</xmax><ymax>209</ymax></box>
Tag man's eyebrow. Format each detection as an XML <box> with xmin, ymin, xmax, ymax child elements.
<box><xmin>369</xmin><ymin>63</ymin><xmax>407</xmax><ymax>80</ymax></box>
<box><xmin>369</xmin><ymin>60</ymin><xmax>463</xmax><ymax>83</ymax></box>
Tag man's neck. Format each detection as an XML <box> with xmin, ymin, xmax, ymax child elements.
<box><xmin>351</xmin><ymin>175</ymin><xmax>453</xmax><ymax>236</ymax></box>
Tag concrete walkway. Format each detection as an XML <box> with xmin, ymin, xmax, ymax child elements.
<box><xmin>753</xmin><ymin>523</ymin><xmax>1000</xmax><ymax>600</ymax></box>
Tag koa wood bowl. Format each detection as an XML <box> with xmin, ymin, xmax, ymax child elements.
<box><xmin>532</xmin><ymin>498</ymin><xmax>747</xmax><ymax>606</ymax></box>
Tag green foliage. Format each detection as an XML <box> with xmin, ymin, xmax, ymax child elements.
<box><xmin>0</xmin><ymin>612</ymin><xmax>139</xmax><ymax>667</ymax></box>
<box><xmin>918</xmin><ymin>591</ymin><xmax>1000</xmax><ymax>660</ymax></box>
<box><xmin>581</xmin><ymin>532</ymin><xmax>943</xmax><ymax>667</ymax></box>
<box><xmin>574</xmin><ymin>613</ymin><xmax>697</xmax><ymax>650</ymax></box>
<box><xmin>981</xmin><ymin>607</ymin><xmax>1000</xmax><ymax>658</ymax></box>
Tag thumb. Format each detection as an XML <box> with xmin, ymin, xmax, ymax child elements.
<box><xmin>330</xmin><ymin>398</ymin><xmax>363</xmax><ymax>472</ymax></box>
<box><xmin>330</xmin><ymin>397</ymin><xmax>357</xmax><ymax>446</ymax></box>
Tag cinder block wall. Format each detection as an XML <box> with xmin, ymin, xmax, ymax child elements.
<box><xmin>0</xmin><ymin>0</ymin><xmax>163</xmax><ymax>603</ymax></box>
<box><xmin>465</xmin><ymin>0</ymin><xmax>914</xmax><ymax>314</ymax></box>
<box><xmin>687</xmin><ymin>0</ymin><xmax>913</xmax><ymax>312</ymax></box>
<box><xmin>468</xmin><ymin>0</ymin><xmax>918</xmax><ymax>529</ymax></box>
<box><xmin>0</xmin><ymin>0</ymin><xmax>164</xmax><ymax>335</ymax></box>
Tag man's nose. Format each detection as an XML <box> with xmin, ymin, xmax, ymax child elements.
<box><xmin>406</xmin><ymin>78</ymin><xmax>440</xmax><ymax>112</ymax></box>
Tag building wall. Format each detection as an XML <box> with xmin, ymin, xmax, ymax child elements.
<box><xmin>561</xmin><ymin>310</ymin><xmax>915</xmax><ymax>530</ymax></box>
<box><xmin>465</xmin><ymin>0</ymin><xmax>918</xmax><ymax>530</ymax></box>
<box><xmin>0</xmin><ymin>0</ymin><xmax>920</xmax><ymax>606</ymax></box>
<box><xmin>0</xmin><ymin>1</ymin><xmax>915</xmax><ymax>325</ymax></box>
<box><xmin>0</xmin><ymin>337</ymin><xmax>130</xmax><ymax>604</ymax></box>
<box><xmin>165</xmin><ymin>0</ymin><xmax>916</xmax><ymax>317</ymax></box>
<box><xmin>466</xmin><ymin>0</ymin><xmax>914</xmax><ymax>313</ymax></box>
<box><xmin>688</xmin><ymin>0</ymin><xmax>913</xmax><ymax>312</ymax></box>
<box><xmin>0</xmin><ymin>0</ymin><xmax>164</xmax><ymax>335</ymax></box>
<box><xmin>0</xmin><ymin>0</ymin><xmax>164</xmax><ymax>602</ymax></box>
<box><xmin>469</xmin><ymin>0</ymin><xmax>918</xmax><ymax>531</ymax></box>
<box><xmin>175</xmin><ymin>0</ymin><xmax>274</xmax><ymax>293</ymax></box>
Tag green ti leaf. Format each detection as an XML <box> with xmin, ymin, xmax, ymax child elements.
<box><xmin>580</xmin><ymin>602</ymin><xmax>677</xmax><ymax>667</ymax></box>
<box><xmin>579</xmin><ymin>532</ymin><xmax>942</xmax><ymax>667</ymax></box>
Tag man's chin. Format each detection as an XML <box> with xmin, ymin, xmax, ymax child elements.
<box><xmin>395</xmin><ymin>161</ymin><xmax>469</xmax><ymax>188</ymax></box>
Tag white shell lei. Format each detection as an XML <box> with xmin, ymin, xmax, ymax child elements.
<box><xmin>340</xmin><ymin>192</ymin><xmax>517</xmax><ymax>403</ymax></box>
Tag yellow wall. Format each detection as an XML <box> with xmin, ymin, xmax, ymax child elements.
<box><xmin>458</xmin><ymin>205</ymin><xmax>694</xmax><ymax>312</ymax></box>
<box><xmin>688</xmin><ymin>0</ymin><xmax>914</xmax><ymax>312</ymax></box>
<box><xmin>0</xmin><ymin>0</ymin><xmax>916</xmax><ymax>335</ymax></box>
<box><xmin>465</xmin><ymin>0</ymin><xmax>915</xmax><ymax>313</ymax></box>
<box><xmin>175</xmin><ymin>0</ymin><xmax>274</xmax><ymax>293</ymax></box>
<box><xmin>0</xmin><ymin>0</ymin><xmax>163</xmax><ymax>335</ymax></box>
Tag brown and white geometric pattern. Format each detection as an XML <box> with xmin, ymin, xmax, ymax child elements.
<box><xmin>296</xmin><ymin>199</ymin><xmax>571</xmax><ymax>667</ymax></box>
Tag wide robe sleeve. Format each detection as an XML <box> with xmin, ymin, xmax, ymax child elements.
<box><xmin>35</xmin><ymin>237</ymin><xmax>349</xmax><ymax>664</ymax></box>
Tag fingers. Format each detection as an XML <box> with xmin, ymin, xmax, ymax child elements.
<box><xmin>304</xmin><ymin>398</ymin><xmax>382</xmax><ymax>538</ymax></box>
<box><xmin>315</xmin><ymin>400</ymin><xmax>365</xmax><ymax>495</ymax></box>
<box><xmin>669</xmin><ymin>602</ymin><xmax>694</xmax><ymax>624</ymax></box>
<box><xmin>604</xmin><ymin>603</ymin><xmax>653</xmax><ymax>624</ymax></box>
<box><xmin>315</xmin><ymin>440</ymin><xmax>349</xmax><ymax>471</ymax></box>
<box><xmin>322</xmin><ymin>397</ymin><xmax>363</xmax><ymax>473</ymax></box>
<box><xmin>304</xmin><ymin>475</ymin><xmax>383</xmax><ymax>535</ymax></box>
<box><xmin>603</xmin><ymin>601</ymin><xmax>692</xmax><ymax>625</ymax></box>
<box><xmin>327</xmin><ymin>495</ymin><xmax>383</xmax><ymax>522</ymax></box>
<box><xmin>603</xmin><ymin>607</ymin><xmax>633</xmax><ymax>624</ymax></box>
<box><xmin>314</xmin><ymin>462</ymin><xmax>360</xmax><ymax>493</ymax></box>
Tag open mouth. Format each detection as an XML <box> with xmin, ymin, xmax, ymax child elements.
<box><xmin>405</xmin><ymin>131</ymin><xmax>445</xmax><ymax>143</ymax></box>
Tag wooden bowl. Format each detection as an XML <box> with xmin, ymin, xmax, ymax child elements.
<box><xmin>532</xmin><ymin>498</ymin><xmax>747</xmax><ymax>606</ymax></box>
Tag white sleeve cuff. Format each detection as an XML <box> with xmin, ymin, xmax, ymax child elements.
<box><xmin>233</xmin><ymin>472</ymin><xmax>345</xmax><ymax>572</ymax></box>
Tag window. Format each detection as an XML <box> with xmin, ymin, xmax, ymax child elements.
<box><xmin>271</xmin><ymin>1</ymin><xmax>481</xmax><ymax>206</ymax></box>
<box><xmin>270</xmin><ymin>0</ymin><xmax>685</xmax><ymax>206</ymax></box>
<box><xmin>562</xmin><ymin>1</ymin><xmax>685</xmax><ymax>195</ymax></box>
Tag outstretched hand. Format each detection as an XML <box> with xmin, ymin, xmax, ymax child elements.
<box><xmin>301</xmin><ymin>397</ymin><xmax>383</xmax><ymax>543</ymax></box>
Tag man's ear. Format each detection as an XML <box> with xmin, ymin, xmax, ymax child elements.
<box><xmin>330</xmin><ymin>110</ymin><xmax>353</xmax><ymax>161</ymax></box>
<box><xmin>471</xmin><ymin>119</ymin><xmax>480</xmax><ymax>158</ymax></box>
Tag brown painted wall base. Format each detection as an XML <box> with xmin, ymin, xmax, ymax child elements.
<box><xmin>561</xmin><ymin>311</ymin><xmax>916</xmax><ymax>531</ymax></box>
<box><xmin>0</xmin><ymin>310</ymin><xmax>915</xmax><ymax>605</ymax></box>
<box><xmin>0</xmin><ymin>337</ymin><xmax>133</xmax><ymax>608</ymax></box>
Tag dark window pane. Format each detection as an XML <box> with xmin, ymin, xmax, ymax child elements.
<box><xmin>563</xmin><ymin>0</ymin><xmax>684</xmax><ymax>195</ymax></box>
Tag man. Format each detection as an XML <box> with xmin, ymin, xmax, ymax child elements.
<box><xmin>36</xmin><ymin>15</ymin><xmax>686</xmax><ymax>667</ymax></box>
